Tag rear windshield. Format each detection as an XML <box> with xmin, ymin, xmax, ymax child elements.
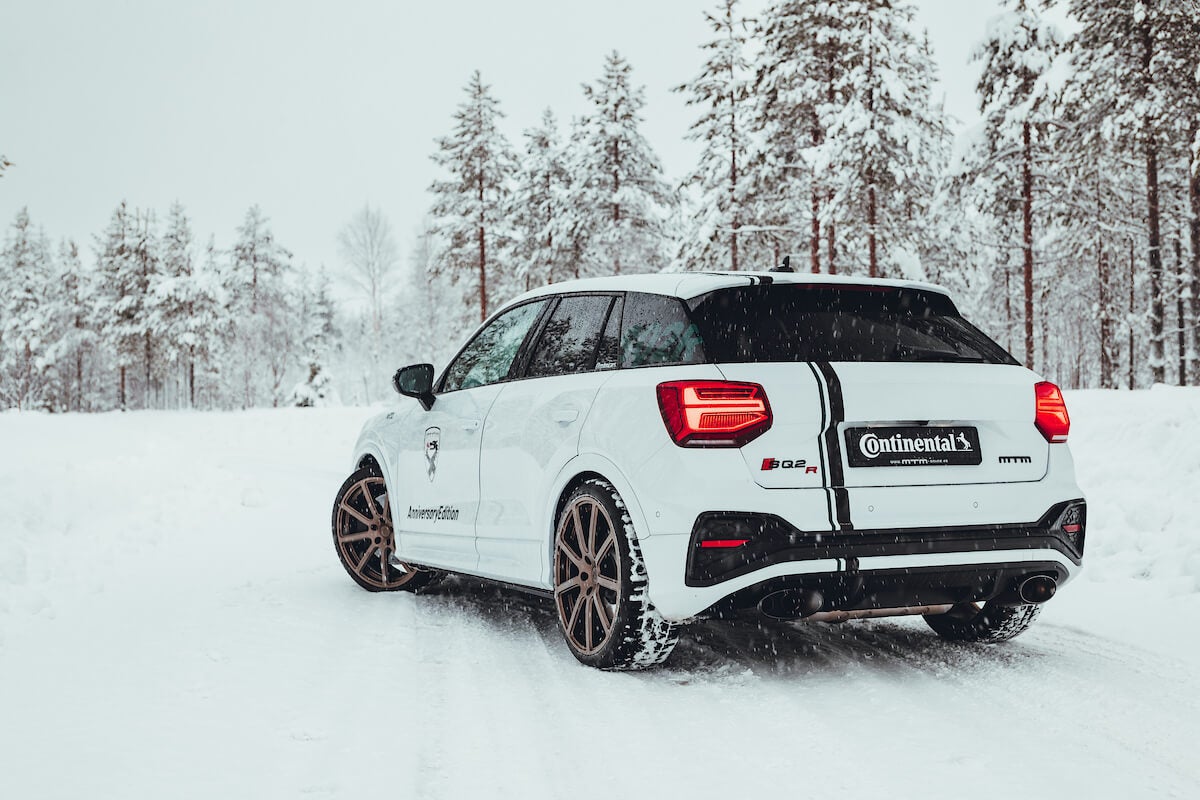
<box><xmin>686</xmin><ymin>285</ymin><xmax>1017</xmax><ymax>365</ymax></box>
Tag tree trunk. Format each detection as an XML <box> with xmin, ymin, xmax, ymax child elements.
<box><xmin>1176</xmin><ymin>236</ymin><xmax>1187</xmax><ymax>385</ymax></box>
<box><xmin>119</xmin><ymin>365</ymin><xmax>127</xmax><ymax>411</ymax></box>
<box><xmin>1189</xmin><ymin>129</ymin><xmax>1200</xmax><ymax>385</ymax></box>
<box><xmin>1129</xmin><ymin>238</ymin><xmax>1136</xmax><ymax>390</ymax></box>
<box><xmin>188</xmin><ymin>346</ymin><xmax>196</xmax><ymax>409</ymax></box>
<box><xmin>1022</xmin><ymin>120</ymin><xmax>1035</xmax><ymax>371</ymax></box>
<box><xmin>477</xmin><ymin>222</ymin><xmax>488</xmax><ymax>322</ymax></box>
<box><xmin>1140</xmin><ymin>16</ymin><xmax>1165</xmax><ymax>384</ymax></box>
<box><xmin>826</xmin><ymin>199</ymin><xmax>837</xmax><ymax>275</ymax></box>
<box><xmin>867</xmin><ymin>178</ymin><xmax>878</xmax><ymax>278</ymax></box>
<box><xmin>810</xmin><ymin>127</ymin><xmax>821</xmax><ymax>274</ymax></box>
<box><xmin>1099</xmin><ymin>247</ymin><xmax>1112</xmax><ymax>389</ymax></box>
<box><xmin>730</xmin><ymin>120</ymin><xmax>740</xmax><ymax>272</ymax></box>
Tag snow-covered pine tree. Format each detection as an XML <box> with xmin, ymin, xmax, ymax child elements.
<box><xmin>818</xmin><ymin>0</ymin><xmax>949</xmax><ymax>278</ymax></box>
<box><xmin>129</xmin><ymin>208</ymin><xmax>161</xmax><ymax>407</ymax></box>
<box><xmin>510</xmin><ymin>109</ymin><xmax>571</xmax><ymax>289</ymax></box>
<box><xmin>753</xmin><ymin>0</ymin><xmax>849</xmax><ymax>272</ymax></box>
<box><xmin>290</xmin><ymin>268</ymin><xmax>339</xmax><ymax>408</ymax></box>
<box><xmin>150</xmin><ymin>203</ymin><xmax>230</xmax><ymax>407</ymax></box>
<box><xmin>676</xmin><ymin>0</ymin><xmax>756</xmax><ymax>272</ymax></box>
<box><xmin>94</xmin><ymin>201</ymin><xmax>144</xmax><ymax>410</ymax></box>
<box><xmin>0</xmin><ymin>154</ymin><xmax>11</xmax><ymax>178</ymax></box>
<box><xmin>54</xmin><ymin>239</ymin><xmax>98</xmax><ymax>411</ymax></box>
<box><xmin>429</xmin><ymin>70</ymin><xmax>517</xmax><ymax>323</ymax></box>
<box><xmin>1066</xmin><ymin>0</ymin><xmax>1199</xmax><ymax>385</ymax></box>
<box><xmin>951</xmin><ymin>0</ymin><xmax>1064</xmax><ymax>370</ymax></box>
<box><xmin>576</xmin><ymin>52</ymin><xmax>676</xmax><ymax>276</ymax></box>
<box><xmin>0</xmin><ymin>208</ymin><xmax>55</xmax><ymax>410</ymax></box>
<box><xmin>228</xmin><ymin>205</ymin><xmax>295</xmax><ymax>407</ymax></box>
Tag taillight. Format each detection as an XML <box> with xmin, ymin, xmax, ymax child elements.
<box><xmin>1034</xmin><ymin>381</ymin><xmax>1070</xmax><ymax>443</ymax></box>
<box><xmin>656</xmin><ymin>380</ymin><xmax>772</xmax><ymax>447</ymax></box>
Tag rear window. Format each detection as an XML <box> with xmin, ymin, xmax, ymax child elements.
<box><xmin>686</xmin><ymin>285</ymin><xmax>1017</xmax><ymax>365</ymax></box>
<box><xmin>620</xmin><ymin>292</ymin><xmax>706</xmax><ymax>368</ymax></box>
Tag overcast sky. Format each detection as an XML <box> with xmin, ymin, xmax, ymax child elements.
<box><xmin>1</xmin><ymin>0</ymin><xmax>1011</xmax><ymax>290</ymax></box>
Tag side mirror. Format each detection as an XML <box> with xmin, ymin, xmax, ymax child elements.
<box><xmin>393</xmin><ymin>363</ymin><xmax>436</xmax><ymax>411</ymax></box>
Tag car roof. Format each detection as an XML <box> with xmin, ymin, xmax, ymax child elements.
<box><xmin>505</xmin><ymin>271</ymin><xmax>951</xmax><ymax>307</ymax></box>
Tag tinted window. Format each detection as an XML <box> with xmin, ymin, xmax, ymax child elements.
<box><xmin>441</xmin><ymin>301</ymin><xmax>546</xmax><ymax>392</ymax></box>
<box><xmin>687</xmin><ymin>285</ymin><xmax>1017</xmax><ymax>365</ymax></box>
<box><xmin>595</xmin><ymin>296</ymin><xmax>623</xmax><ymax>371</ymax></box>
<box><xmin>620</xmin><ymin>292</ymin><xmax>706</xmax><ymax>368</ymax></box>
<box><xmin>527</xmin><ymin>295</ymin><xmax>613</xmax><ymax>378</ymax></box>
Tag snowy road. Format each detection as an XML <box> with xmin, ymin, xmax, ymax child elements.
<box><xmin>2</xmin><ymin>394</ymin><xmax>1198</xmax><ymax>799</ymax></box>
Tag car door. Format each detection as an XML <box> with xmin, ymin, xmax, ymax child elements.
<box><xmin>393</xmin><ymin>299</ymin><xmax>550</xmax><ymax>573</ymax></box>
<box><xmin>476</xmin><ymin>293</ymin><xmax>622</xmax><ymax>586</ymax></box>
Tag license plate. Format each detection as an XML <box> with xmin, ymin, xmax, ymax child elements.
<box><xmin>844</xmin><ymin>426</ymin><xmax>982</xmax><ymax>467</ymax></box>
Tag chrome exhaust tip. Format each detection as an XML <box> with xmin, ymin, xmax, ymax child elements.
<box><xmin>1017</xmin><ymin>575</ymin><xmax>1057</xmax><ymax>605</ymax></box>
<box><xmin>758</xmin><ymin>589</ymin><xmax>824</xmax><ymax>620</ymax></box>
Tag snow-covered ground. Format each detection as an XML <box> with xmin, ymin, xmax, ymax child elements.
<box><xmin>1</xmin><ymin>389</ymin><xmax>1198</xmax><ymax>799</ymax></box>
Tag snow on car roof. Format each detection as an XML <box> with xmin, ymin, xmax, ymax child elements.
<box><xmin>507</xmin><ymin>271</ymin><xmax>951</xmax><ymax>306</ymax></box>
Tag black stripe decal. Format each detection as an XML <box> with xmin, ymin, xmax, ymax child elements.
<box><xmin>815</xmin><ymin>362</ymin><xmax>854</xmax><ymax>531</ymax></box>
<box><xmin>805</xmin><ymin>362</ymin><xmax>837</xmax><ymax>531</ymax></box>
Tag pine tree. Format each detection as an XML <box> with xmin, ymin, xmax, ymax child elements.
<box><xmin>953</xmin><ymin>0</ymin><xmax>1064</xmax><ymax>369</ymax></box>
<box><xmin>291</xmin><ymin>268</ymin><xmax>339</xmax><ymax>407</ymax></box>
<box><xmin>576</xmin><ymin>52</ymin><xmax>676</xmax><ymax>276</ymax></box>
<box><xmin>676</xmin><ymin>0</ymin><xmax>756</xmax><ymax>272</ymax></box>
<box><xmin>510</xmin><ymin>109</ymin><xmax>571</xmax><ymax>289</ymax></box>
<box><xmin>754</xmin><ymin>0</ymin><xmax>850</xmax><ymax>271</ymax></box>
<box><xmin>229</xmin><ymin>205</ymin><xmax>295</xmax><ymax>406</ymax></box>
<box><xmin>818</xmin><ymin>0</ymin><xmax>949</xmax><ymax>278</ymax></box>
<box><xmin>0</xmin><ymin>154</ymin><xmax>11</xmax><ymax>178</ymax></box>
<box><xmin>429</xmin><ymin>70</ymin><xmax>517</xmax><ymax>322</ymax></box>
<box><xmin>94</xmin><ymin>202</ymin><xmax>143</xmax><ymax>410</ymax></box>
<box><xmin>0</xmin><ymin>208</ymin><xmax>54</xmax><ymax>409</ymax></box>
<box><xmin>54</xmin><ymin>239</ymin><xmax>98</xmax><ymax>411</ymax></box>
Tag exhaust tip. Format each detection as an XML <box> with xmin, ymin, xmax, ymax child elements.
<box><xmin>759</xmin><ymin>589</ymin><xmax>824</xmax><ymax>620</ymax></box>
<box><xmin>1018</xmin><ymin>575</ymin><xmax>1057</xmax><ymax>605</ymax></box>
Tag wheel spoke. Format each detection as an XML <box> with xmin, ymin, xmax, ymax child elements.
<box><xmin>339</xmin><ymin>501</ymin><xmax>372</xmax><ymax>528</ymax></box>
<box><xmin>566</xmin><ymin>590</ymin><xmax>584</xmax><ymax>636</ymax></box>
<box><xmin>357</xmin><ymin>480</ymin><xmax>378</xmax><ymax>519</ymax></box>
<box><xmin>595</xmin><ymin>595</ymin><xmax>613</xmax><ymax>636</ymax></box>
<box><xmin>380</xmin><ymin>547</ymin><xmax>389</xmax><ymax>585</ymax></box>
<box><xmin>594</xmin><ymin>529</ymin><xmax>616</xmax><ymax>563</ymax></box>
<box><xmin>355</xmin><ymin>546</ymin><xmax>375</xmax><ymax>573</ymax></box>
<box><xmin>583</xmin><ymin>595</ymin><xmax>594</xmax><ymax>651</ymax></box>
<box><xmin>556</xmin><ymin>538</ymin><xmax>586</xmax><ymax>572</ymax></box>
<box><xmin>596</xmin><ymin>574</ymin><xmax>618</xmax><ymax>593</ymax></box>
<box><xmin>570</xmin><ymin>505</ymin><xmax>586</xmax><ymax>556</ymax></box>
<box><xmin>554</xmin><ymin>575</ymin><xmax>583</xmax><ymax>597</ymax></box>
<box><xmin>338</xmin><ymin>530</ymin><xmax>373</xmax><ymax>544</ymax></box>
<box><xmin>586</xmin><ymin>503</ymin><xmax>599</xmax><ymax>558</ymax></box>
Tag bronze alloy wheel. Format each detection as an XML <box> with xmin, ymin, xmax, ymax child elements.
<box><xmin>554</xmin><ymin>495</ymin><xmax>622</xmax><ymax>656</ymax></box>
<box><xmin>333</xmin><ymin>470</ymin><xmax>418</xmax><ymax>591</ymax></box>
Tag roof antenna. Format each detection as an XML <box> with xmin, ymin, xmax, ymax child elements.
<box><xmin>770</xmin><ymin>255</ymin><xmax>795</xmax><ymax>273</ymax></box>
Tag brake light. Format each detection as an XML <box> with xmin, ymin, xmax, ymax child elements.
<box><xmin>656</xmin><ymin>381</ymin><xmax>772</xmax><ymax>447</ymax></box>
<box><xmin>699</xmin><ymin>539</ymin><xmax>750</xmax><ymax>549</ymax></box>
<box><xmin>1034</xmin><ymin>381</ymin><xmax>1070</xmax><ymax>443</ymax></box>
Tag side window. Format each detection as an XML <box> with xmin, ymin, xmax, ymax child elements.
<box><xmin>620</xmin><ymin>292</ymin><xmax>706</xmax><ymax>368</ymax></box>
<box><xmin>526</xmin><ymin>295</ymin><xmax>613</xmax><ymax>378</ymax></box>
<box><xmin>595</xmin><ymin>296</ymin><xmax>623</xmax><ymax>371</ymax></box>
<box><xmin>441</xmin><ymin>301</ymin><xmax>546</xmax><ymax>392</ymax></box>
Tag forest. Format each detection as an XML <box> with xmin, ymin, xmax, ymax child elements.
<box><xmin>1</xmin><ymin>0</ymin><xmax>1197</xmax><ymax>411</ymax></box>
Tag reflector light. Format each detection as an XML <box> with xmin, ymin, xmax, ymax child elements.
<box><xmin>699</xmin><ymin>539</ymin><xmax>750</xmax><ymax>549</ymax></box>
<box><xmin>1062</xmin><ymin>524</ymin><xmax>1082</xmax><ymax>534</ymax></box>
<box><xmin>657</xmin><ymin>381</ymin><xmax>772</xmax><ymax>447</ymax></box>
<box><xmin>1034</xmin><ymin>381</ymin><xmax>1070</xmax><ymax>443</ymax></box>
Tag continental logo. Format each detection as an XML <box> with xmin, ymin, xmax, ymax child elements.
<box><xmin>998</xmin><ymin>455</ymin><xmax>1033</xmax><ymax>464</ymax></box>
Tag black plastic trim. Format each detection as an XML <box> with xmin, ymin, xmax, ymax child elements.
<box><xmin>685</xmin><ymin>500</ymin><xmax>1086</xmax><ymax>587</ymax></box>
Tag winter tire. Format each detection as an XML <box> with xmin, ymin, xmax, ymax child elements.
<box><xmin>553</xmin><ymin>478</ymin><xmax>678</xmax><ymax>670</ymax></box>
<box><xmin>331</xmin><ymin>466</ymin><xmax>442</xmax><ymax>593</ymax></box>
<box><xmin>923</xmin><ymin>599</ymin><xmax>1041</xmax><ymax>643</ymax></box>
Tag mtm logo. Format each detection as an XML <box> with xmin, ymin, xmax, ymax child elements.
<box><xmin>998</xmin><ymin>455</ymin><xmax>1033</xmax><ymax>464</ymax></box>
<box><xmin>761</xmin><ymin>458</ymin><xmax>818</xmax><ymax>474</ymax></box>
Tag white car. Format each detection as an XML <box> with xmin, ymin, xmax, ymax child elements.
<box><xmin>331</xmin><ymin>271</ymin><xmax>1085</xmax><ymax>670</ymax></box>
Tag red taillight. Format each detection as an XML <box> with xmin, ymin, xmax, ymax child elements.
<box><xmin>1035</xmin><ymin>381</ymin><xmax>1070</xmax><ymax>443</ymax></box>
<box><xmin>699</xmin><ymin>539</ymin><xmax>750</xmax><ymax>549</ymax></box>
<box><xmin>656</xmin><ymin>380</ymin><xmax>772</xmax><ymax>447</ymax></box>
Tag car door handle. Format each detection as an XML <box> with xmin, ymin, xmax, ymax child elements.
<box><xmin>552</xmin><ymin>408</ymin><xmax>579</xmax><ymax>424</ymax></box>
<box><xmin>462</xmin><ymin>419</ymin><xmax>481</xmax><ymax>432</ymax></box>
